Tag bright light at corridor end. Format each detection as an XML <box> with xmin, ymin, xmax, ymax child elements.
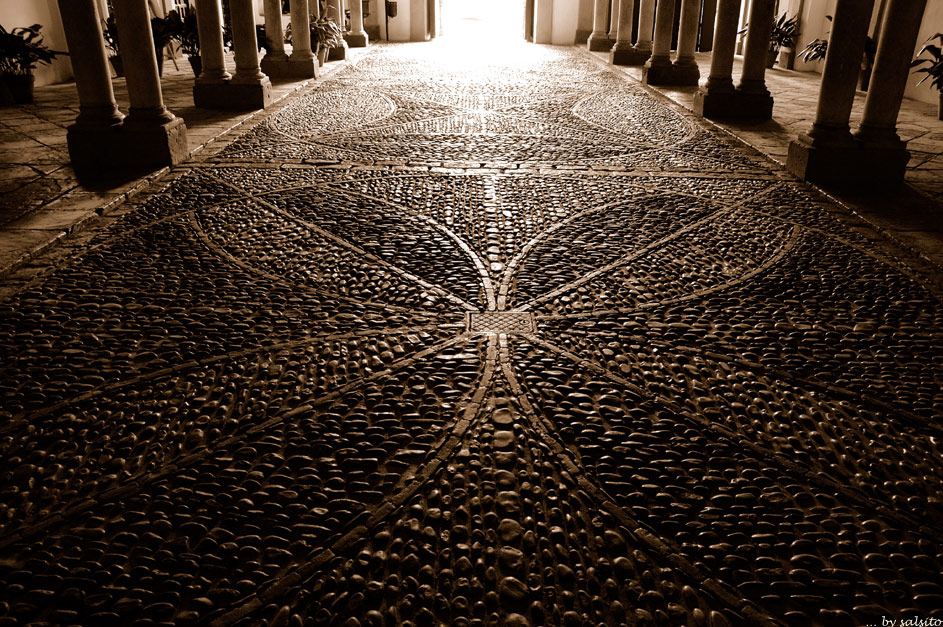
<box><xmin>438</xmin><ymin>0</ymin><xmax>528</xmax><ymax>58</ymax></box>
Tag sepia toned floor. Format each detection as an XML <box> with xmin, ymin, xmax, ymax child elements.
<box><xmin>2</xmin><ymin>18</ymin><xmax>943</xmax><ymax>627</ymax></box>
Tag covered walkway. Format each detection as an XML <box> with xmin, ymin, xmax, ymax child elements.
<box><xmin>2</xmin><ymin>33</ymin><xmax>943</xmax><ymax>627</ymax></box>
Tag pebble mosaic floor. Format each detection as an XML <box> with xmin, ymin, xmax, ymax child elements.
<box><xmin>2</xmin><ymin>40</ymin><xmax>943</xmax><ymax>627</ymax></box>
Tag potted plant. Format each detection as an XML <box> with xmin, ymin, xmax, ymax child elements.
<box><xmin>0</xmin><ymin>23</ymin><xmax>63</xmax><ymax>105</ymax></box>
<box><xmin>798</xmin><ymin>33</ymin><xmax>828</xmax><ymax>63</ymax></box>
<box><xmin>312</xmin><ymin>13</ymin><xmax>345</xmax><ymax>65</ymax></box>
<box><xmin>103</xmin><ymin>10</ymin><xmax>180</xmax><ymax>78</ymax></box>
<box><xmin>768</xmin><ymin>13</ymin><xmax>799</xmax><ymax>68</ymax></box>
<box><xmin>738</xmin><ymin>13</ymin><xmax>798</xmax><ymax>69</ymax></box>
<box><xmin>166</xmin><ymin>7</ymin><xmax>201</xmax><ymax>76</ymax></box>
<box><xmin>911</xmin><ymin>33</ymin><xmax>943</xmax><ymax>120</ymax></box>
<box><xmin>799</xmin><ymin>16</ymin><xmax>877</xmax><ymax>90</ymax></box>
<box><xmin>150</xmin><ymin>13</ymin><xmax>178</xmax><ymax>77</ymax></box>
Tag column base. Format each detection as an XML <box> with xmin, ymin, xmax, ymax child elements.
<box><xmin>260</xmin><ymin>56</ymin><xmax>319</xmax><ymax>79</ymax></box>
<box><xmin>642</xmin><ymin>61</ymin><xmax>699</xmax><ymax>86</ymax></box>
<box><xmin>671</xmin><ymin>62</ymin><xmax>700</xmax><ymax>85</ymax></box>
<box><xmin>328</xmin><ymin>43</ymin><xmax>348</xmax><ymax>61</ymax></box>
<box><xmin>694</xmin><ymin>89</ymin><xmax>773</xmax><ymax>120</ymax></box>
<box><xmin>786</xmin><ymin>138</ymin><xmax>910</xmax><ymax>187</ymax></box>
<box><xmin>587</xmin><ymin>34</ymin><xmax>613</xmax><ymax>51</ymax></box>
<box><xmin>610</xmin><ymin>47</ymin><xmax>650</xmax><ymax>66</ymax></box>
<box><xmin>345</xmin><ymin>32</ymin><xmax>368</xmax><ymax>47</ymax></box>
<box><xmin>194</xmin><ymin>79</ymin><xmax>273</xmax><ymax>110</ymax></box>
<box><xmin>575</xmin><ymin>28</ymin><xmax>592</xmax><ymax>44</ymax></box>
<box><xmin>66</xmin><ymin>117</ymin><xmax>189</xmax><ymax>180</ymax></box>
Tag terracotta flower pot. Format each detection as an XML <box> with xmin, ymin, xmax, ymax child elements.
<box><xmin>1</xmin><ymin>75</ymin><xmax>35</xmax><ymax>104</ymax></box>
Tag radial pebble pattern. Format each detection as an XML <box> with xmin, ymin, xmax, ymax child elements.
<box><xmin>1</xmin><ymin>39</ymin><xmax>943</xmax><ymax>627</ymax></box>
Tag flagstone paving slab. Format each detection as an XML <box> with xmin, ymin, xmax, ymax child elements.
<box><xmin>1</xmin><ymin>40</ymin><xmax>943</xmax><ymax>627</ymax></box>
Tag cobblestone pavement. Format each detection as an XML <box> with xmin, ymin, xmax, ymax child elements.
<box><xmin>2</xmin><ymin>38</ymin><xmax>943</xmax><ymax>627</ymax></box>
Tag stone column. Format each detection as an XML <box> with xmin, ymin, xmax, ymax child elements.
<box><xmin>730</xmin><ymin>0</ymin><xmax>775</xmax><ymax>119</ymax></box>
<box><xmin>230</xmin><ymin>0</ymin><xmax>274</xmax><ymax>105</ymax></box>
<box><xmin>195</xmin><ymin>0</ymin><xmax>230</xmax><ymax>83</ymax></box>
<box><xmin>290</xmin><ymin>0</ymin><xmax>314</xmax><ymax>61</ymax></box>
<box><xmin>610</xmin><ymin>0</ymin><xmax>647</xmax><ymax>65</ymax></box>
<box><xmin>588</xmin><ymin>0</ymin><xmax>611</xmax><ymax>51</ymax></box>
<box><xmin>57</xmin><ymin>0</ymin><xmax>126</xmax><ymax>178</ymax></box>
<box><xmin>738</xmin><ymin>0</ymin><xmax>774</xmax><ymax>93</ymax></box>
<box><xmin>635</xmin><ymin>0</ymin><xmax>655</xmax><ymax>52</ymax></box>
<box><xmin>261</xmin><ymin>0</ymin><xmax>287</xmax><ymax>61</ymax></box>
<box><xmin>672</xmin><ymin>0</ymin><xmax>701</xmax><ymax>83</ymax></box>
<box><xmin>196</xmin><ymin>0</ymin><xmax>274</xmax><ymax>109</ymax></box>
<box><xmin>330</xmin><ymin>0</ymin><xmax>344</xmax><ymax>22</ymax></box>
<box><xmin>693</xmin><ymin>0</ymin><xmax>741</xmax><ymax>117</ymax></box>
<box><xmin>263</xmin><ymin>0</ymin><xmax>318</xmax><ymax>77</ymax></box>
<box><xmin>856</xmin><ymin>0</ymin><xmax>927</xmax><ymax>148</ymax></box>
<box><xmin>110</xmin><ymin>0</ymin><xmax>188</xmax><ymax>169</ymax></box>
<box><xmin>607</xmin><ymin>0</ymin><xmax>619</xmax><ymax>42</ymax></box>
<box><xmin>700</xmin><ymin>0</ymin><xmax>718</xmax><ymax>51</ymax></box>
<box><xmin>230</xmin><ymin>0</ymin><xmax>265</xmax><ymax>82</ymax></box>
<box><xmin>786</xmin><ymin>0</ymin><xmax>876</xmax><ymax>184</ymax></box>
<box><xmin>849</xmin><ymin>0</ymin><xmax>927</xmax><ymax>185</ymax></box>
<box><xmin>798</xmin><ymin>0</ymin><xmax>875</xmax><ymax>146</ymax></box>
<box><xmin>327</xmin><ymin>0</ymin><xmax>348</xmax><ymax>60</ymax></box>
<box><xmin>347</xmin><ymin>0</ymin><xmax>369</xmax><ymax>46</ymax></box>
<box><xmin>56</xmin><ymin>0</ymin><xmax>124</xmax><ymax>131</ymax></box>
<box><xmin>112</xmin><ymin>0</ymin><xmax>173</xmax><ymax>125</ymax></box>
<box><xmin>642</xmin><ymin>0</ymin><xmax>676</xmax><ymax>85</ymax></box>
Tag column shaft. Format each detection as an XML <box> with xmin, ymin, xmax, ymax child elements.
<box><xmin>112</xmin><ymin>0</ymin><xmax>173</xmax><ymax>125</ymax></box>
<box><xmin>607</xmin><ymin>0</ymin><xmax>619</xmax><ymax>41</ymax></box>
<box><xmin>196</xmin><ymin>0</ymin><xmax>230</xmax><ymax>83</ymax></box>
<box><xmin>588</xmin><ymin>0</ymin><xmax>612</xmax><ymax>49</ymax></box>
<box><xmin>349</xmin><ymin>0</ymin><xmax>369</xmax><ymax>45</ymax></box>
<box><xmin>290</xmin><ymin>0</ymin><xmax>314</xmax><ymax>60</ymax></box>
<box><xmin>230</xmin><ymin>0</ymin><xmax>266</xmax><ymax>82</ymax></box>
<box><xmin>328</xmin><ymin>0</ymin><xmax>344</xmax><ymax>23</ymax></box>
<box><xmin>327</xmin><ymin>0</ymin><xmax>348</xmax><ymax>60</ymax></box>
<box><xmin>675</xmin><ymin>0</ymin><xmax>701</xmax><ymax>66</ymax></box>
<box><xmin>803</xmin><ymin>0</ymin><xmax>875</xmax><ymax>145</ymax></box>
<box><xmin>591</xmin><ymin>0</ymin><xmax>608</xmax><ymax>37</ymax></box>
<box><xmin>612</xmin><ymin>0</ymin><xmax>634</xmax><ymax>49</ymax></box>
<box><xmin>700</xmin><ymin>0</ymin><xmax>718</xmax><ymax>51</ymax></box>
<box><xmin>856</xmin><ymin>0</ymin><xmax>928</xmax><ymax>146</ymax></box>
<box><xmin>56</xmin><ymin>0</ymin><xmax>123</xmax><ymax>128</ymax></box>
<box><xmin>262</xmin><ymin>0</ymin><xmax>287</xmax><ymax>59</ymax></box>
<box><xmin>704</xmin><ymin>0</ymin><xmax>741</xmax><ymax>91</ymax></box>
<box><xmin>649</xmin><ymin>0</ymin><xmax>675</xmax><ymax>64</ymax></box>
<box><xmin>738</xmin><ymin>0</ymin><xmax>775</xmax><ymax>93</ymax></box>
<box><xmin>636</xmin><ymin>0</ymin><xmax>655</xmax><ymax>51</ymax></box>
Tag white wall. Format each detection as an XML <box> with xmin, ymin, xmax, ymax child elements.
<box><xmin>551</xmin><ymin>0</ymin><xmax>578</xmax><ymax>45</ymax></box>
<box><xmin>386</xmin><ymin>0</ymin><xmax>412</xmax><ymax>40</ymax></box>
<box><xmin>410</xmin><ymin>0</ymin><xmax>428</xmax><ymax>41</ymax></box>
<box><xmin>785</xmin><ymin>0</ymin><xmax>836</xmax><ymax>73</ymax></box>
<box><xmin>906</xmin><ymin>2</ymin><xmax>943</xmax><ymax>106</ymax></box>
<box><xmin>576</xmin><ymin>0</ymin><xmax>593</xmax><ymax>39</ymax></box>
<box><xmin>0</xmin><ymin>0</ymin><xmax>72</xmax><ymax>86</ymax></box>
<box><xmin>533</xmin><ymin>0</ymin><xmax>553</xmax><ymax>43</ymax></box>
